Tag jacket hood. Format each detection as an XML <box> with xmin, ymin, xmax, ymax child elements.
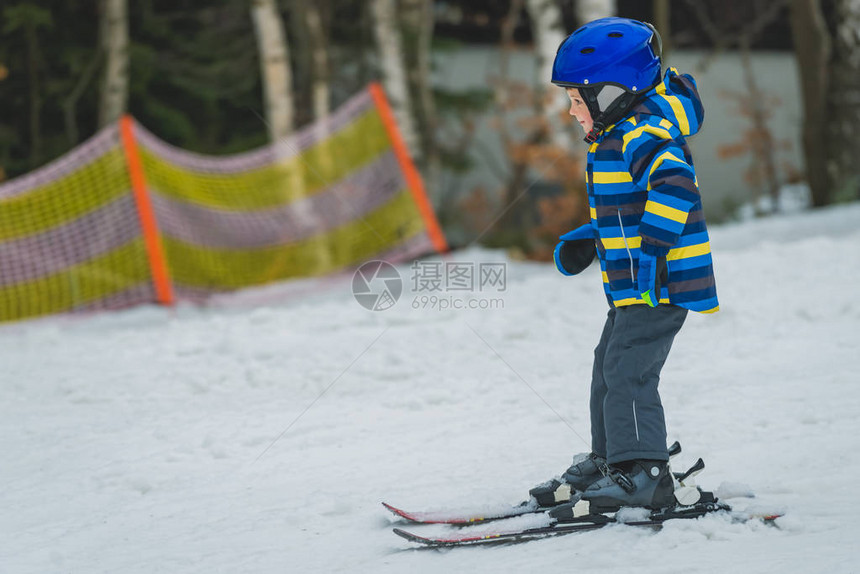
<box><xmin>628</xmin><ymin>67</ymin><xmax>704</xmax><ymax>137</ymax></box>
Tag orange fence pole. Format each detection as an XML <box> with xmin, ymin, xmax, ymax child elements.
<box><xmin>119</xmin><ymin>115</ymin><xmax>175</xmax><ymax>305</ymax></box>
<box><xmin>368</xmin><ymin>82</ymin><xmax>449</xmax><ymax>254</ymax></box>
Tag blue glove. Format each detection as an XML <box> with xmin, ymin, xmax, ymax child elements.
<box><xmin>637</xmin><ymin>245</ymin><xmax>668</xmax><ymax>307</ymax></box>
<box><xmin>554</xmin><ymin>224</ymin><xmax>595</xmax><ymax>276</ymax></box>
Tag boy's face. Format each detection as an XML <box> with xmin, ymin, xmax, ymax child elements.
<box><xmin>566</xmin><ymin>88</ymin><xmax>593</xmax><ymax>135</ymax></box>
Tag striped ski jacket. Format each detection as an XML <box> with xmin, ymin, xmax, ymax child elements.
<box><xmin>586</xmin><ymin>68</ymin><xmax>719</xmax><ymax>313</ymax></box>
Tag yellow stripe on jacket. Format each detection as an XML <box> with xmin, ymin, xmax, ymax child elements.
<box><xmin>647</xmin><ymin>150</ymin><xmax>688</xmax><ymax>190</ymax></box>
<box><xmin>621</xmin><ymin>119</ymin><xmax>675</xmax><ymax>154</ymax></box>
<box><xmin>592</xmin><ymin>171</ymin><xmax>633</xmax><ymax>184</ymax></box>
<box><xmin>655</xmin><ymin>79</ymin><xmax>690</xmax><ymax>135</ymax></box>
<box><xmin>667</xmin><ymin>241</ymin><xmax>712</xmax><ymax>261</ymax></box>
<box><xmin>644</xmin><ymin>200</ymin><xmax>689</xmax><ymax>225</ymax></box>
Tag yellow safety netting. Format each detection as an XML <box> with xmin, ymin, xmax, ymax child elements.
<box><xmin>0</xmin><ymin>85</ymin><xmax>446</xmax><ymax>323</ymax></box>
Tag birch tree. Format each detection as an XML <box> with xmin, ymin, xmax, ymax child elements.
<box><xmin>302</xmin><ymin>0</ymin><xmax>330</xmax><ymax>122</ymax></box>
<box><xmin>495</xmin><ymin>0</ymin><xmax>525</xmax><ymax>227</ymax></box>
<box><xmin>251</xmin><ymin>0</ymin><xmax>294</xmax><ymax>141</ymax></box>
<box><xmin>251</xmin><ymin>0</ymin><xmax>331</xmax><ymax>273</ymax></box>
<box><xmin>98</xmin><ymin>0</ymin><xmax>128</xmax><ymax>128</ymax></box>
<box><xmin>371</xmin><ymin>0</ymin><xmax>420</xmax><ymax>159</ymax></box>
<box><xmin>575</xmin><ymin>0</ymin><xmax>616</xmax><ymax>24</ymax></box>
<box><xmin>400</xmin><ymin>0</ymin><xmax>439</xmax><ymax>194</ymax></box>
<box><xmin>525</xmin><ymin>0</ymin><xmax>568</xmax><ymax>148</ymax></box>
<box><xmin>653</xmin><ymin>0</ymin><xmax>671</xmax><ymax>62</ymax></box>
<box><xmin>298</xmin><ymin>0</ymin><xmax>335</xmax><ymax>201</ymax></box>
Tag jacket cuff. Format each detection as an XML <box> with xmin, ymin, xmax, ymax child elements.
<box><xmin>640</xmin><ymin>241</ymin><xmax>671</xmax><ymax>257</ymax></box>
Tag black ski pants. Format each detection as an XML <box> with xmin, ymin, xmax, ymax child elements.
<box><xmin>590</xmin><ymin>304</ymin><xmax>687</xmax><ymax>464</ymax></box>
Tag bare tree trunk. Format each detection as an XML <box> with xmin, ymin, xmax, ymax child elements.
<box><xmin>400</xmin><ymin>0</ymin><xmax>440</xmax><ymax>198</ymax></box>
<box><xmin>98</xmin><ymin>0</ymin><xmax>129</xmax><ymax>128</ymax></box>
<box><xmin>790</xmin><ymin>0</ymin><xmax>831</xmax><ymax>207</ymax></box>
<box><xmin>286</xmin><ymin>1</ymin><xmax>310</xmax><ymax>126</ymax></box>
<box><xmin>250</xmin><ymin>1</ymin><xmax>329</xmax><ymax>273</ymax></box>
<box><xmin>251</xmin><ymin>0</ymin><xmax>294</xmax><ymax>141</ymax></box>
<box><xmin>371</xmin><ymin>0</ymin><xmax>420</xmax><ymax>159</ymax></box>
<box><xmin>653</xmin><ymin>0</ymin><xmax>671</xmax><ymax>63</ymax></box>
<box><xmin>575</xmin><ymin>0</ymin><xmax>616</xmax><ymax>24</ymax></box>
<box><xmin>413</xmin><ymin>0</ymin><xmax>437</xmax><ymax>159</ymax></box>
<box><xmin>827</xmin><ymin>0</ymin><xmax>860</xmax><ymax>202</ymax></box>
<box><xmin>496</xmin><ymin>0</ymin><xmax>524</xmax><ymax>154</ymax></box>
<box><xmin>525</xmin><ymin>0</ymin><xmax>569</xmax><ymax>148</ymax></box>
<box><xmin>301</xmin><ymin>0</ymin><xmax>335</xmax><ymax>198</ymax></box>
<box><xmin>497</xmin><ymin>0</ymin><xmax>529</xmax><ymax>239</ymax></box>
<box><xmin>303</xmin><ymin>1</ymin><xmax>330</xmax><ymax>122</ymax></box>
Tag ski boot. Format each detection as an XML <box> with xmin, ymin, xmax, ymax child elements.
<box><xmin>547</xmin><ymin>442</ymin><xmax>686</xmax><ymax>522</ymax></box>
<box><xmin>548</xmin><ymin>459</ymin><xmax>674</xmax><ymax>521</ymax></box>
<box><xmin>583</xmin><ymin>460</ymin><xmax>675</xmax><ymax>511</ymax></box>
<box><xmin>532</xmin><ymin>441</ymin><xmax>681</xmax><ymax>509</ymax></box>
<box><xmin>529</xmin><ymin>452</ymin><xmax>608</xmax><ymax>507</ymax></box>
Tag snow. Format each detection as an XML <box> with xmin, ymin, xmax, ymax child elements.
<box><xmin>614</xmin><ymin>506</ymin><xmax>653</xmax><ymax>523</ymax></box>
<box><xmin>2</xmin><ymin>203</ymin><xmax>860</xmax><ymax>573</ymax></box>
<box><xmin>735</xmin><ymin>183</ymin><xmax>812</xmax><ymax>220</ymax></box>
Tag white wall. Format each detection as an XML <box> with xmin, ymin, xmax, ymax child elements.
<box><xmin>433</xmin><ymin>46</ymin><xmax>803</xmax><ymax>220</ymax></box>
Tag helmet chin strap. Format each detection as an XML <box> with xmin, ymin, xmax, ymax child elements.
<box><xmin>579</xmin><ymin>87</ymin><xmax>607</xmax><ymax>144</ymax></box>
<box><xmin>585</xmin><ymin>122</ymin><xmax>605</xmax><ymax>144</ymax></box>
<box><xmin>580</xmin><ymin>85</ymin><xmax>640</xmax><ymax>144</ymax></box>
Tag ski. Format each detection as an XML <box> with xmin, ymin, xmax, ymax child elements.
<box><xmin>382</xmin><ymin>499</ymin><xmax>541</xmax><ymax>525</ymax></box>
<box><xmin>392</xmin><ymin>516</ymin><xmax>646</xmax><ymax>547</ymax></box>
<box><xmin>392</xmin><ymin>502</ymin><xmax>783</xmax><ymax>547</ymax></box>
<box><xmin>382</xmin><ymin>443</ymin><xmax>689</xmax><ymax>526</ymax></box>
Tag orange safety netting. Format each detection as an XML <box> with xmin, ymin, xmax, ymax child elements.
<box><xmin>0</xmin><ymin>84</ymin><xmax>447</xmax><ymax>323</ymax></box>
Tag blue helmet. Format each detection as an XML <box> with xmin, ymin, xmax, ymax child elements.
<box><xmin>552</xmin><ymin>18</ymin><xmax>662</xmax><ymax>142</ymax></box>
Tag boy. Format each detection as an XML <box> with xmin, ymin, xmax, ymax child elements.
<box><xmin>535</xmin><ymin>17</ymin><xmax>719</xmax><ymax>518</ymax></box>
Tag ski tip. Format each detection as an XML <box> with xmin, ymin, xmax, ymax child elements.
<box><xmin>382</xmin><ymin>501</ymin><xmax>495</xmax><ymax>525</ymax></box>
<box><xmin>382</xmin><ymin>502</ymin><xmax>410</xmax><ymax>520</ymax></box>
<box><xmin>392</xmin><ymin>528</ymin><xmax>435</xmax><ymax>545</ymax></box>
<box><xmin>393</xmin><ymin>527</ymin><xmax>493</xmax><ymax>547</ymax></box>
<box><xmin>382</xmin><ymin>502</ymin><xmax>429</xmax><ymax>523</ymax></box>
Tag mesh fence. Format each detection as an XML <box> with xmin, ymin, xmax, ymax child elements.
<box><xmin>0</xmin><ymin>85</ymin><xmax>446</xmax><ymax>323</ymax></box>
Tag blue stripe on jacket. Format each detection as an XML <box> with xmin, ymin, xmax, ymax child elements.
<box><xmin>583</xmin><ymin>68</ymin><xmax>719</xmax><ymax>314</ymax></box>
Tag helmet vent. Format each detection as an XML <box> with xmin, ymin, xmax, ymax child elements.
<box><xmin>608</xmin><ymin>32</ymin><xmax>623</xmax><ymax>37</ymax></box>
<box><xmin>580</xmin><ymin>47</ymin><xmax>595</xmax><ymax>54</ymax></box>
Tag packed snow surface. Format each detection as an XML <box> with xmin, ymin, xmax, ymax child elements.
<box><xmin>3</xmin><ymin>203</ymin><xmax>860</xmax><ymax>573</ymax></box>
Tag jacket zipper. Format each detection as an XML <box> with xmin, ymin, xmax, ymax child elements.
<box><xmin>617</xmin><ymin>210</ymin><xmax>635</xmax><ymax>284</ymax></box>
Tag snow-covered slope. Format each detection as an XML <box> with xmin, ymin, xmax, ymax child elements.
<box><xmin>2</xmin><ymin>204</ymin><xmax>859</xmax><ymax>573</ymax></box>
